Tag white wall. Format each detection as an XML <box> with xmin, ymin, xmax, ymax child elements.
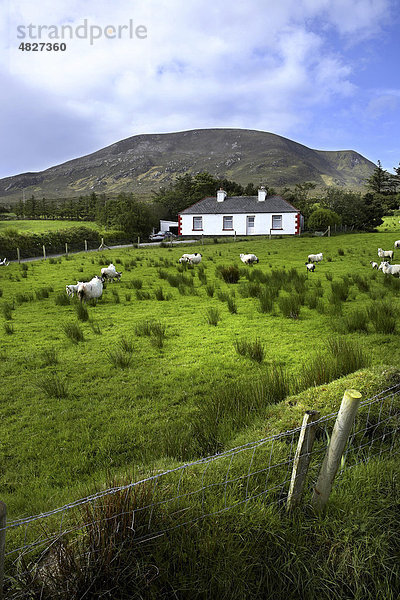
<box><xmin>180</xmin><ymin>212</ymin><xmax>298</xmax><ymax>236</ymax></box>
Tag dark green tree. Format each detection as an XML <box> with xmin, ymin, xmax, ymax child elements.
<box><xmin>365</xmin><ymin>160</ymin><xmax>390</xmax><ymax>194</ymax></box>
<box><xmin>307</xmin><ymin>208</ymin><xmax>341</xmax><ymax>231</ymax></box>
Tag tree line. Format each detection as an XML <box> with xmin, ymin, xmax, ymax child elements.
<box><xmin>1</xmin><ymin>161</ymin><xmax>399</xmax><ymax>238</ymax></box>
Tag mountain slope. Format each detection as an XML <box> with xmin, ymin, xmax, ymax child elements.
<box><xmin>0</xmin><ymin>129</ymin><xmax>375</xmax><ymax>203</ymax></box>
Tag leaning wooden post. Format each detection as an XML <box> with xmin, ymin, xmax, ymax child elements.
<box><xmin>287</xmin><ymin>410</ymin><xmax>320</xmax><ymax>511</ymax></box>
<box><xmin>17</xmin><ymin>248</ymin><xmax>21</xmax><ymax>264</ymax></box>
<box><xmin>0</xmin><ymin>501</ymin><xmax>6</xmax><ymax>600</ymax></box>
<box><xmin>42</xmin><ymin>244</ymin><xmax>46</xmax><ymax>260</ymax></box>
<box><xmin>65</xmin><ymin>242</ymin><xmax>68</xmax><ymax>255</ymax></box>
<box><xmin>137</xmin><ymin>236</ymin><xmax>140</xmax><ymax>247</ymax></box>
<box><xmin>84</xmin><ymin>239</ymin><xmax>88</xmax><ymax>252</ymax></box>
<box><xmin>312</xmin><ymin>389</ymin><xmax>362</xmax><ymax>511</ymax></box>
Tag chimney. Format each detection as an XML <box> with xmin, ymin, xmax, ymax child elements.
<box><xmin>217</xmin><ymin>188</ymin><xmax>227</xmax><ymax>202</ymax></box>
<box><xmin>258</xmin><ymin>186</ymin><xmax>267</xmax><ymax>202</ymax></box>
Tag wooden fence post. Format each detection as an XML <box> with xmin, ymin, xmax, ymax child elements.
<box><xmin>287</xmin><ymin>410</ymin><xmax>320</xmax><ymax>511</ymax></box>
<box><xmin>17</xmin><ymin>248</ymin><xmax>20</xmax><ymax>264</ymax></box>
<box><xmin>65</xmin><ymin>242</ymin><xmax>68</xmax><ymax>255</ymax></box>
<box><xmin>42</xmin><ymin>244</ymin><xmax>46</xmax><ymax>260</ymax></box>
<box><xmin>0</xmin><ymin>501</ymin><xmax>6</xmax><ymax>600</ymax></box>
<box><xmin>311</xmin><ymin>389</ymin><xmax>362</xmax><ymax>511</ymax></box>
<box><xmin>84</xmin><ymin>239</ymin><xmax>88</xmax><ymax>252</ymax></box>
<box><xmin>137</xmin><ymin>236</ymin><xmax>140</xmax><ymax>247</ymax></box>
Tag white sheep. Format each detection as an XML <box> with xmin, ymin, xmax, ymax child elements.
<box><xmin>307</xmin><ymin>253</ymin><xmax>323</xmax><ymax>263</ymax></box>
<box><xmin>77</xmin><ymin>276</ymin><xmax>105</xmax><ymax>303</ymax></box>
<box><xmin>66</xmin><ymin>282</ymin><xmax>83</xmax><ymax>297</ymax></box>
<box><xmin>179</xmin><ymin>253</ymin><xmax>202</xmax><ymax>265</ymax></box>
<box><xmin>369</xmin><ymin>261</ymin><xmax>379</xmax><ymax>270</ymax></box>
<box><xmin>305</xmin><ymin>262</ymin><xmax>315</xmax><ymax>272</ymax></box>
<box><xmin>394</xmin><ymin>241</ymin><xmax>400</xmax><ymax>248</ymax></box>
<box><xmin>239</xmin><ymin>253</ymin><xmax>259</xmax><ymax>265</ymax></box>
<box><xmin>378</xmin><ymin>261</ymin><xmax>400</xmax><ymax>276</ymax></box>
<box><xmin>378</xmin><ymin>248</ymin><xmax>394</xmax><ymax>261</ymax></box>
<box><xmin>0</xmin><ymin>258</ymin><xmax>9</xmax><ymax>266</ymax></box>
<box><xmin>101</xmin><ymin>263</ymin><xmax>121</xmax><ymax>282</ymax></box>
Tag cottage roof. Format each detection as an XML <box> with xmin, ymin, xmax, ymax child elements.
<box><xmin>180</xmin><ymin>195</ymin><xmax>298</xmax><ymax>215</ymax></box>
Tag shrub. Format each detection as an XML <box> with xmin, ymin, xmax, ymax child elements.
<box><xmin>63</xmin><ymin>322</ymin><xmax>84</xmax><ymax>343</ymax></box>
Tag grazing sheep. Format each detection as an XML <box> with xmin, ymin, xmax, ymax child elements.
<box><xmin>101</xmin><ymin>263</ymin><xmax>122</xmax><ymax>282</ymax></box>
<box><xmin>66</xmin><ymin>282</ymin><xmax>83</xmax><ymax>297</ymax></box>
<box><xmin>0</xmin><ymin>258</ymin><xmax>9</xmax><ymax>266</ymax></box>
<box><xmin>378</xmin><ymin>248</ymin><xmax>394</xmax><ymax>261</ymax></box>
<box><xmin>239</xmin><ymin>253</ymin><xmax>259</xmax><ymax>265</ymax></box>
<box><xmin>307</xmin><ymin>253</ymin><xmax>323</xmax><ymax>263</ymax></box>
<box><xmin>394</xmin><ymin>241</ymin><xmax>400</xmax><ymax>249</ymax></box>
<box><xmin>305</xmin><ymin>262</ymin><xmax>315</xmax><ymax>272</ymax></box>
<box><xmin>369</xmin><ymin>261</ymin><xmax>379</xmax><ymax>269</ymax></box>
<box><xmin>179</xmin><ymin>253</ymin><xmax>202</xmax><ymax>265</ymax></box>
<box><xmin>378</xmin><ymin>261</ymin><xmax>400</xmax><ymax>276</ymax></box>
<box><xmin>77</xmin><ymin>276</ymin><xmax>105</xmax><ymax>303</ymax></box>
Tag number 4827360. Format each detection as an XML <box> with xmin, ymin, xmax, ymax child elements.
<box><xmin>18</xmin><ymin>42</ymin><xmax>67</xmax><ymax>51</ymax></box>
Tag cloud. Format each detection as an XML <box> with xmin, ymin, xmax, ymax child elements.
<box><xmin>0</xmin><ymin>0</ymin><xmax>395</xmax><ymax>176</ymax></box>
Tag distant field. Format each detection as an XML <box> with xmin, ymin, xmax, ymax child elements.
<box><xmin>0</xmin><ymin>219</ymin><xmax>100</xmax><ymax>233</ymax></box>
<box><xmin>377</xmin><ymin>214</ymin><xmax>400</xmax><ymax>232</ymax></box>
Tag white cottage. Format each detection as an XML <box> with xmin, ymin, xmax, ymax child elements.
<box><xmin>178</xmin><ymin>187</ymin><xmax>301</xmax><ymax>237</ymax></box>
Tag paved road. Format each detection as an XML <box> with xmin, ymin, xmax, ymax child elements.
<box><xmin>4</xmin><ymin>239</ymin><xmax>198</xmax><ymax>264</ymax></box>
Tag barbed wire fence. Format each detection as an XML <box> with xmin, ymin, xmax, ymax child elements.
<box><xmin>1</xmin><ymin>383</ymin><xmax>399</xmax><ymax>594</ymax></box>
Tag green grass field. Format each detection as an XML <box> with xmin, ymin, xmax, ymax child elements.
<box><xmin>0</xmin><ymin>219</ymin><xmax>101</xmax><ymax>233</ymax></box>
<box><xmin>0</xmin><ymin>231</ymin><xmax>399</xmax><ymax>520</ymax></box>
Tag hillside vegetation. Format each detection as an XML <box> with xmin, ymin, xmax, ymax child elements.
<box><xmin>0</xmin><ymin>129</ymin><xmax>376</xmax><ymax>203</ymax></box>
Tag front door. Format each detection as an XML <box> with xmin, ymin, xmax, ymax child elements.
<box><xmin>246</xmin><ymin>216</ymin><xmax>255</xmax><ymax>235</ymax></box>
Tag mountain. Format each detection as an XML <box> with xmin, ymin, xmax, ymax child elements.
<box><xmin>0</xmin><ymin>129</ymin><xmax>376</xmax><ymax>203</ymax></box>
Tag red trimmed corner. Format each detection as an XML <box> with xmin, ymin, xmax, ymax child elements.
<box><xmin>295</xmin><ymin>213</ymin><xmax>300</xmax><ymax>235</ymax></box>
<box><xmin>178</xmin><ymin>215</ymin><xmax>182</xmax><ymax>236</ymax></box>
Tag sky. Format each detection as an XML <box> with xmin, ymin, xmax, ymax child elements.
<box><xmin>0</xmin><ymin>0</ymin><xmax>400</xmax><ymax>179</ymax></box>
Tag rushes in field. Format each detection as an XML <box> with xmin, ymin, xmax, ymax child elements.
<box><xmin>367</xmin><ymin>301</ymin><xmax>397</xmax><ymax>334</ymax></box>
<box><xmin>63</xmin><ymin>322</ymin><xmax>84</xmax><ymax>343</ymax></box>
<box><xmin>135</xmin><ymin>320</ymin><xmax>166</xmax><ymax>347</ymax></box>
<box><xmin>35</xmin><ymin>287</ymin><xmax>51</xmax><ymax>300</ymax></box>
<box><xmin>205</xmin><ymin>284</ymin><xmax>215</xmax><ymax>297</ymax></box>
<box><xmin>227</xmin><ymin>296</ymin><xmax>237</xmax><ymax>314</ymax></box>
<box><xmin>41</xmin><ymin>346</ymin><xmax>59</xmax><ymax>366</ymax></box>
<box><xmin>278</xmin><ymin>293</ymin><xmax>301</xmax><ymax>319</ymax></box>
<box><xmin>76</xmin><ymin>302</ymin><xmax>89</xmax><ymax>321</ymax></box>
<box><xmin>259</xmin><ymin>289</ymin><xmax>273</xmax><ymax>313</ymax></box>
<box><xmin>342</xmin><ymin>309</ymin><xmax>369</xmax><ymax>333</ymax></box>
<box><xmin>297</xmin><ymin>336</ymin><xmax>368</xmax><ymax>390</ymax></box>
<box><xmin>107</xmin><ymin>349</ymin><xmax>132</xmax><ymax>369</ymax></box>
<box><xmin>54</xmin><ymin>293</ymin><xmax>70</xmax><ymax>306</ymax></box>
<box><xmin>2</xmin><ymin>302</ymin><xmax>13</xmax><ymax>320</ymax></box>
<box><xmin>217</xmin><ymin>265</ymin><xmax>240</xmax><ymax>284</ymax></box>
<box><xmin>206</xmin><ymin>307</ymin><xmax>220</xmax><ymax>326</ymax></box>
<box><xmin>3</xmin><ymin>322</ymin><xmax>14</xmax><ymax>335</ymax></box>
<box><xmin>154</xmin><ymin>287</ymin><xmax>166</xmax><ymax>301</ymax></box>
<box><xmin>16</xmin><ymin>292</ymin><xmax>34</xmax><ymax>304</ymax></box>
<box><xmin>0</xmin><ymin>288</ymin><xmax>2</xmax><ymax>297</ymax></box>
<box><xmin>234</xmin><ymin>338</ymin><xmax>265</xmax><ymax>362</ymax></box>
<box><xmin>135</xmin><ymin>290</ymin><xmax>151</xmax><ymax>300</ymax></box>
<box><xmin>331</xmin><ymin>280</ymin><xmax>350</xmax><ymax>302</ymax></box>
<box><xmin>37</xmin><ymin>373</ymin><xmax>68</xmax><ymax>398</ymax></box>
<box><xmin>129</xmin><ymin>278</ymin><xmax>143</xmax><ymax>289</ymax></box>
